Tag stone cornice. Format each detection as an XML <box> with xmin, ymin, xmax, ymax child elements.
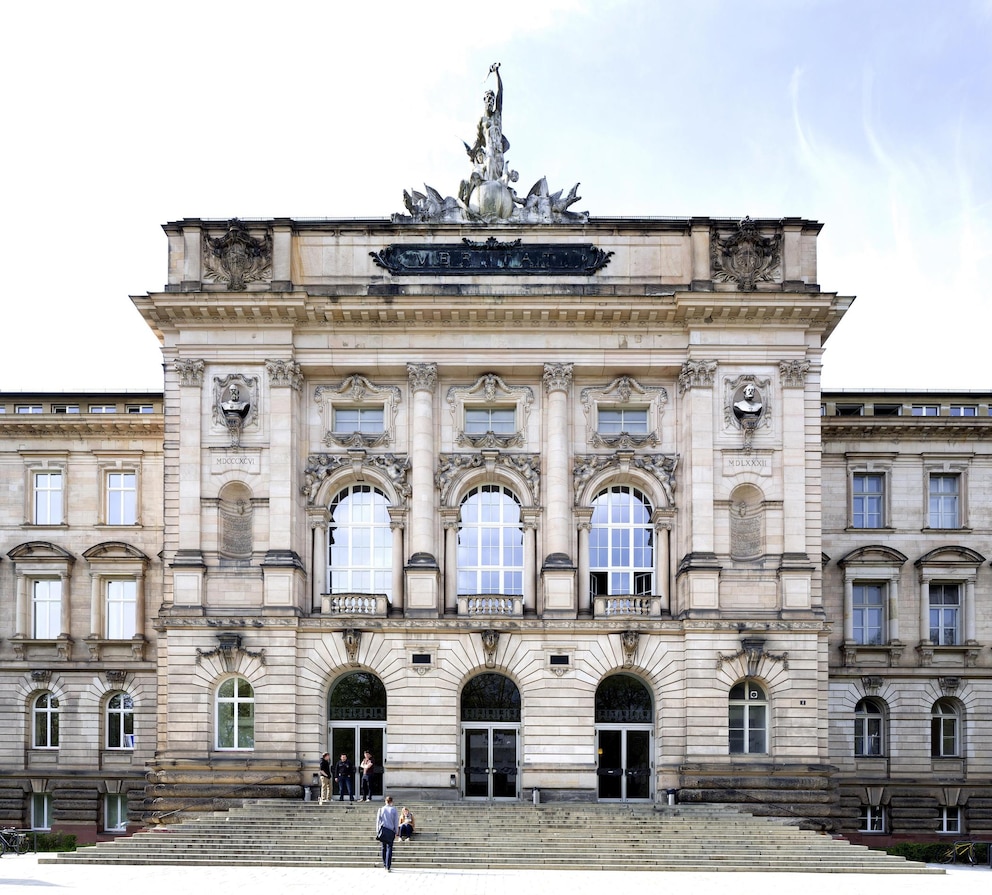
<box><xmin>0</xmin><ymin>415</ymin><xmax>164</xmax><ymax>438</ymax></box>
<box><xmin>136</xmin><ymin>290</ymin><xmax>846</xmax><ymax>335</ymax></box>
<box><xmin>822</xmin><ymin>417</ymin><xmax>992</xmax><ymax>442</ymax></box>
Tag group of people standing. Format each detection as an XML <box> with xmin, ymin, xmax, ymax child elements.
<box><xmin>318</xmin><ymin>750</ymin><xmax>376</xmax><ymax>802</ymax></box>
<box><xmin>317</xmin><ymin>750</ymin><xmax>415</xmax><ymax>872</ymax></box>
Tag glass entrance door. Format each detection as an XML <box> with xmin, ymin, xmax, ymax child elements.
<box><xmin>463</xmin><ymin>727</ymin><xmax>519</xmax><ymax>799</ymax></box>
<box><xmin>597</xmin><ymin>728</ymin><xmax>652</xmax><ymax>801</ymax></box>
<box><xmin>330</xmin><ymin>725</ymin><xmax>385</xmax><ymax>799</ymax></box>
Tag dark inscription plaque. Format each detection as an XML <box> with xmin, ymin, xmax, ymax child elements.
<box><xmin>370</xmin><ymin>238</ymin><xmax>613</xmax><ymax>276</ymax></box>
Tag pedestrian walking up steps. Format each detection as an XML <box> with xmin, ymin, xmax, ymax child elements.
<box><xmin>41</xmin><ymin>800</ymin><xmax>939</xmax><ymax>873</ymax></box>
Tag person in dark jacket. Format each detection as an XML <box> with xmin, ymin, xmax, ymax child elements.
<box><xmin>334</xmin><ymin>753</ymin><xmax>355</xmax><ymax>801</ymax></box>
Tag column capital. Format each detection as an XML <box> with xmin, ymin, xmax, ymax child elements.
<box><xmin>174</xmin><ymin>358</ymin><xmax>205</xmax><ymax>387</ymax></box>
<box><xmin>677</xmin><ymin>360</ymin><xmax>717</xmax><ymax>394</ymax></box>
<box><xmin>407</xmin><ymin>362</ymin><xmax>438</xmax><ymax>393</ymax></box>
<box><xmin>543</xmin><ymin>362</ymin><xmax>573</xmax><ymax>393</ymax></box>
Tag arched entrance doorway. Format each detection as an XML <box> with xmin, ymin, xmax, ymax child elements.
<box><xmin>461</xmin><ymin>672</ymin><xmax>520</xmax><ymax>800</ymax></box>
<box><xmin>595</xmin><ymin>673</ymin><xmax>653</xmax><ymax>802</ymax></box>
<box><xmin>328</xmin><ymin>671</ymin><xmax>386</xmax><ymax>800</ymax></box>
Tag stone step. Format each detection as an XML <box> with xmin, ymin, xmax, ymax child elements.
<box><xmin>42</xmin><ymin>800</ymin><xmax>938</xmax><ymax>874</ymax></box>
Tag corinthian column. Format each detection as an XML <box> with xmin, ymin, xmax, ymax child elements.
<box><xmin>543</xmin><ymin>363</ymin><xmax>573</xmax><ymax>565</ymax></box>
<box><xmin>407</xmin><ymin>363</ymin><xmax>438</xmax><ymax>566</ymax></box>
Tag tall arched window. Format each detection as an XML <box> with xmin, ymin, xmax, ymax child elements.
<box><xmin>854</xmin><ymin>698</ymin><xmax>884</xmax><ymax>756</ymax></box>
<box><xmin>729</xmin><ymin>680</ymin><xmax>767</xmax><ymax>754</ymax></box>
<box><xmin>106</xmin><ymin>692</ymin><xmax>134</xmax><ymax>749</ymax></box>
<box><xmin>931</xmin><ymin>699</ymin><xmax>960</xmax><ymax>757</ymax></box>
<box><xmin>328</xmin><ymin>485</ymin><xmax>393</xmax><ymax>598</ymax></box>
<box><xmin>457</xmin><ymin>485</ymin><xmax>523</xmax><ymax>595</ymax></box>
<box><xmin>32</xmin><ymin>692</ymin><xmax>59</xmax><ymax>749</ymax></box>
<box><xmin>216</xmin><ymin>677</ymin><xmax>254</xmax><ymax>750</ymax></box>
<box><xmin>589</xmin><ymin>486</ymin><xmax>653</xmax><ymax>596</ymax></box>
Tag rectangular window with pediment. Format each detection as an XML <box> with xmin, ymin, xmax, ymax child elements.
<box><xmin>852</xmin><ymin>583</ymin><xmax>885</xmax><ymax>645</ymax></box>
<box><xmin>32</xmin><ymin>579</ymin><xmax>61</xmax><ymax>638</ymax></box>
<box><xmin>464</xmin><ymin>406</ymin><xmax>516</xmax><ymax>436</ymax></box>
<box><xmin>106</xmin><ymin>579</ymin><xmax>137</xmax><ymax>639</ymax></box>
<box><xmin>334</xmin><ymin>406</ymin><xmax>385</xmax><ymax>435</ymax></box>
<box><xmin>597</xmin><ymin>407</ymin><xmax>649</xmax><ymax>436</ymax></box>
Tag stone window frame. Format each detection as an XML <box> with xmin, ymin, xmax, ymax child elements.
<box><xmin>853</xmin><ymin>697</ymin><xmax>887</xmax><ymax>757</ymax></box>
<box><xmin>447</xmin><ymin>373</ymin><xmax>533</xmax><ymax>449</ymax></box>
<box><xmin>581</xmin><ymin>376</ymin><xmax>667</xmax><ymax>448</ymax></box>
<box><xmin>22</xmin><ymin>455</ymin><xmax>68</xmax><ymax>527</ymax></box>
<box><xmin>931</xmin><ymin>699</ymin><xmax>962</xmax><ymax>759</ymax></box>
<box><xmin>105</xmin><ymin>690</ymin><xmax>135</xmax><ymax>750</ymax></box>
<box><xmin>316</xmin><ymin>374</ymin><xmax>401</xmax><ymax>449</ymax></box>
<box><xmin>94</xmin><ymin>453</ymin><xmax>144</xmax><ymax>527</ymax></box>
<box><xmin>104</xmin><ymin>792</ymin><xmax>128</xmax><ymax>833</ymax></box>
<box><xmin>215</xmin><ymin>675</ymin><xmax>256</xmax><ymax>751</ymax></box>
<box><xmin>858</xmin><ymin>804</ymin><xmax>887</xmax><ymax>833</ymax></box>
<box><xmin>845</xmin><ymin>455</ymin><xmax>895</xmax><ymax>531</ymax></box>
<box><xmin>922</xmin><ymin>457</ymin><xmax>970</xmax><ymax>531</ymax></box>
<box><xmin>31</xmin><ymin>690</ymin><xmax>60</xmax><ymax>750</ymax></box>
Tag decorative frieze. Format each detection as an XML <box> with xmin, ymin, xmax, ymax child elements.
<box><xmin>437</xmin><ymin>452</ymin><xmax>540</xmax><ymax>504</ymax></box>
<box><xmin>302</xmin><ymin>452</ymin><xmax>411</xmax><ymax>503</ymax></box>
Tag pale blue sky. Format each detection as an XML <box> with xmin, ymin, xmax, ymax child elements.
<box><xmin>2</xmin><ymin>0</ymin><xmax>989</xmax><ymax>391</ymax></box>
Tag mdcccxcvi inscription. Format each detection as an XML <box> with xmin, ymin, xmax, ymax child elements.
<box><xmin>211</xmin><ymin>448</ymin><xmax>261</xmax><ymax>475</ymax></box>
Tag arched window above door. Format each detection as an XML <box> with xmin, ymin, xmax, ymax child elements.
<box><xmin>457</xmin><ymin>485</ymin><xmax>523</xmax><ymax>596</ymax></box>
<box><xmin>460</xmin><ymin>673</ymin><xmax>520</xmax><ymax>723</ymax></box>
<box><xmin>589</xmin><ymin>486</ymin><xmax>654</xmax><ymax>597</ymax></box>
<box><xmin>595</xmin><ymin>673</ymin><xmax>652</xmax><ymax>723</ymax></box>
<box><xmin>329</xmin><ymin>671</ymin><xmax>387</xmax><ymax>722</ymax></box>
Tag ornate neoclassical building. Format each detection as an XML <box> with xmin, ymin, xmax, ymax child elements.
<box><xmin>0</xmin><ymin>68</ymin><xmax>988</xmax><ymax>844</ymax></box>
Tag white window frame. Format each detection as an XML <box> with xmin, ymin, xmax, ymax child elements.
<box><xmin>104</xmin><ymin>793</ymin><xmax>128</xmax><ymax>832</ymax></box>
<box><xmin>729</xmin><ymin>680</ymin><xmax>768</xmax><ymax>755</ymax></box>
<box><xmin>327</xmin><ymin>484</ymin><xmax>394</xmax><ymax>598</ymax></box>
<box><xmin>106</xmin><ymin>692</ymin><xmax>135</xmax><ymax>749</ymax></box>
<box><xmin>332</xmin><ymin>405</ymin><xmax>386</xmax><ymax>436</ymax></box>
<box><xmin>125</xmin><ymin>404</ymin><xmax>154</xmax><ymax>414</ymax></box>
<box><xmin>912</xmin><ymin>405</ymin><xmax>939</xmax><ymax>416</ymax></box>
<box><xmin>32</xmin><ymin>691</ymin><xmax>60</xmax><ymax>749</ymax></box>
<box><xmin>859</xmin><ymin>804</ymin><xmax>886</xmax><ymax>833</ymax></box>
<box><xmin>105</xmin><ymin>579</ymin><xmax>138</xmax><ymax>639</ymax></box>
<box><xmin>32</xmin><ymin>579</ymin><xmax>62</xmax><ymax>639</ymax></box>
<box><xmin>929</xmin><ymin>583</ymin><xmax>961</xmax><ymax>646</ymax></box>
<box><xmin>949</xmin><ymin>405</ymin><xmax>977</xmax><ymax>416</ymax></box>
<box><xmin>106</xmin><ymin>471</ymin><xmax>138</xmax><ymax>525</ymax></box>
<box><xmin>88</xmin><ymin>404</ymin><xmax>118</xmax><ymax>413</ymax></box>
<box><xmin>938</xmin><ymin>806</ymin><xmax>961</xmax><ymax>834</ymax></box>
<box><xmin>851</xmin><ymin>471</ymin><xmax>886</xmax><ymax>529</ymax></box>
<box><xmin>931</xmin><ymin>700</ymin><xmax>960</xmax><ymax>758</ymax></box>
<box><xmin>216</xmin><ymin>677</ymin><xmax>255</xmax><ymax>751</ymax></box>
<box><xmin>32</xmin><ymin>470</ymin><xmax>64</xmax><ymax>525</ymax></box>
<box><xmin>464</xmin><ymin>405</ymin><xmax>516</xmax><ymax>436</ymax></box>
<box><xmin>456</xmin><ymin>484</ymin><xmax>524</xmax><ymax>596</ymax></box>
<box><xmin>30</xmin><ymin>793</ymin><xmax>52</xmax><ymax>830</ymax></box>
<box><xmin>854</xmin><ymin>698</ymin><xmax>885</xmax><ymax>756</ymax></box>
<box><xmin>852</xmin><ymin>583</ymin><xmax>885</xmax><ymax>646</ymax></box>
<box><xmin>588</xmin><ymin>485</ymin><xmax>654</xmax><ymax>597</ymax></box>
<box><xmin>928</xmin><ymin>472</ymin><xmax>961</xmax><ymax>529</ymax></box>
<box><xmin>15</xmin><ymin>404</ymin><xmax>43</xmax><ymax>414</ymax></box>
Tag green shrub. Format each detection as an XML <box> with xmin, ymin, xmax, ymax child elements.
<box><xmin>886</xmin><ymin>841</ymin><xmax>989</xmax><ymax>864</ymax></box>
<box><xmin>26</xmin><ymin>831</ymin><xmax>77</xmax><ymax>852</ymax></box>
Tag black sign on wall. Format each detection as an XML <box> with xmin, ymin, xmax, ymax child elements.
<box><xmin>370</xmin><ymin>238</ymin><xmax>614</xmax><ymax>276</ymax></box>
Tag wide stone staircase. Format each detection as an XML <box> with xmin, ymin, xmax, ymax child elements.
<box><xmin>41</xmin><ymin>800</ymin><xmax>939</xmax><ymax>873</ymax></box>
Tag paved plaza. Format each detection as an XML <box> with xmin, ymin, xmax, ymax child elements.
<box><xmin>0</xmin><ymin>854</ymin><xmax>987</xmax><ymax>895</ymax></box>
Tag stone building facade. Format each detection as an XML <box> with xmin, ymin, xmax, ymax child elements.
<box><xmin>0</xmin><ymin>69</ymin><xmax>988</xmax><ymax>846</ymax></box>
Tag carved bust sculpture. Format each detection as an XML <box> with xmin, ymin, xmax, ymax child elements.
<box><xmin>733</xmin><ymin>383</ymin><xmax>763</xmax><ymax>421</ymax></box>
<box><xmin>221</xmin><ymin>385</ymin><xmax>249</xmax><ymax>418</ymax></box>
